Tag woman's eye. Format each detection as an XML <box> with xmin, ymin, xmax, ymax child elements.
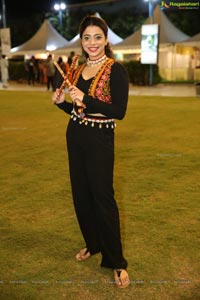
<box><xmin>95</xmin><ymin>35</ymin><xmax>102</xmax><ymax>40</ymax></box>
<box><xmin>83</xmin><ymin>36</ymin><xmax>90</xmax><ymax>41</ymax></box>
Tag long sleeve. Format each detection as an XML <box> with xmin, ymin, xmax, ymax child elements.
<box><xmin>56</xmin><ymin>101</ymin><xmax>73</xmax><ymax>115</ymax></box>
<box><xmin>82</xmin><ymin>62</ymin><xmax>129</xmax><ymax>120</ymax></box>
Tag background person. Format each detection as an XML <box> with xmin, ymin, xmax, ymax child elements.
<box><xmin>0</xmin><ymin>54</ymin><xmax>9</xmax><ymax>88</ymax></box>
<box><xmin>45</xmin><ymin>54</ymin><xmax>55</xmax><ymax>91</ymax></box>
<box><xmin>25</xmin><ymin>55</ymin><xmax>36</xmax><ymax>85</ymax></box>
<box><xmin>53</xmin><ymin>56</ymin><xmax>66</xmax><ymax>91</ymax></box>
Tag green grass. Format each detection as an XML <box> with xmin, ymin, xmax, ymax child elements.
<box><xmin>0</xmin><ymin>91</ymin><xmax>200</xmax><ymax>300</ymax></box>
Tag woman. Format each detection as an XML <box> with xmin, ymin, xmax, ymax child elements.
<box><xmin>52</xmin><ymin>15</ymin><xmax>130</xmax><ymax>288</ymax></box>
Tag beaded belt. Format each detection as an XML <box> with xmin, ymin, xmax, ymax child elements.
<box><xmin>71</xmin><ymin>109</ymin><xmax>116</xmax><ymax>129</ymax></box>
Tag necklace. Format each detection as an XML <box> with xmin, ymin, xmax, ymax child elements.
<box><xmin>87</xmin><ymin>55</ymin><xmax>107</xmax><ymax>67</ymax></box>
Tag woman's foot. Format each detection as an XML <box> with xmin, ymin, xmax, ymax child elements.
<box><xmin>75</xmin><ymin>248</ymin><xmax>91</xmax><ymax>261</ymax></box>
<box><xmin>114</xmin><ymin>269</ymin><xmax>130</xmax><ymax>288</ymax></box>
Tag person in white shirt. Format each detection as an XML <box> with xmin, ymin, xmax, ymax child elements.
<box><xmin>0</xmin><ymin>55</ymin><xmax>9</xmax><ymax>88</ymax></box>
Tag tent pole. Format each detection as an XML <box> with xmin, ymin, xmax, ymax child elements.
<box><xmin>2</xmin><ymin>0</ymin><xmax>7</xmax><ymax>28</ymax></box>
<box><xmin>148</xmin><ymin>0</ymin><xmax>154</xmax><ymax>86</ymax></box>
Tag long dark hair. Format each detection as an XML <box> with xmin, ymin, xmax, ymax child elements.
<box><xmin>79</xmin><ymin>15</ymin><xmax>114</xmax><ymax>59</ymax></box>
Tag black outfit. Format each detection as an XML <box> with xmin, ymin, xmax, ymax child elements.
<box><xmin>27</xmin><ymin>59</ymin><xmax>36</xmax><ymax>85</ymax></box>
<box><xmin>57</xmin><ymin>62</ymin><xmax>129</xmax><ymax>269</ymax></box>
<box><xmin>46</xmin><ymin>58</ymin><xmax>55</xmax><ymax>91</ymax></box>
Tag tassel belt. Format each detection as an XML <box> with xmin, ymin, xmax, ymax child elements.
<box><xmin>71</xmin><ymin>109</ymin><xmax>116</xmax><ymax>129</ymax></box>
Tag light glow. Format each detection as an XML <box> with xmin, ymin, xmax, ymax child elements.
<box><xmin>54</xmin><ymin>3</ymin><xmax>66</xmax><ymax>10</ymax></box>
<box><xmin>60</xmin><ymin>3</ymin><xmax>66</xmax><ymax>10</ymax></box>
<box><xmin>54</xmin><ymin>4</ymin><xmax>60</xmax><ymax>11</ymax></box>
<box><xmin>46</xmin><ymin>44</ymin><xmax>57</xmax><ymax>51</ymax></box>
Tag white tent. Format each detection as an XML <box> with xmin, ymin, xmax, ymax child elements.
<box><xmin>11</xmin><ymin>19</ymin><xmax>70</xmax><ymax>55</ymax></box>
<box><xmin>112</xmin><ymin>5</ymin><xmax>193</xmax><ymax>81</ymax></box>
<box><xmin>180</xmin><ymin>32</ymin><xmax>200</xmax><ymax>47</ymax></box>
<box><xmin>178</xmin><ymin>32</ymin><xmax>200</xmax><ymax>81</ymax></box>
<box><xmin>114</xmin><ymin>5</ymin><xmax>189</xmax><ymax>50</ymax></box>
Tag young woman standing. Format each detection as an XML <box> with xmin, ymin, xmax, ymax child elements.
<box><xmin>52</xmin><ymin>15</ymin><xmax>130</xmax><ymax>288</ymax></box>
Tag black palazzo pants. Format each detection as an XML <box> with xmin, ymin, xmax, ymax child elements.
<box><xmin>66</xmin><ymin>118</ymin><xmax>128</xmax><ymax>270</ymax></box>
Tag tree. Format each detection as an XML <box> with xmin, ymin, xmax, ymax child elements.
<box><xmin>164</xmin><ymin>9</ymin><xmax>200</xmax><ymax>37</ymax></box>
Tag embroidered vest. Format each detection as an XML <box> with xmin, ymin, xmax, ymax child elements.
<box><xmin>72</xmin><ymin>58</ymin><xmax>114</xmax><ymax>104</ymax></box>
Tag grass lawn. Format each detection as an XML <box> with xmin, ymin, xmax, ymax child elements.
<box><xmin>0</xmin><ymin>91</ymin><xmax>199</xmax><ymax>300</ymax></box>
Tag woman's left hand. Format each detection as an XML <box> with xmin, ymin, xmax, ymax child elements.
<box><xmin>68</xmin><ymin>85</ymin><xmax>85</xmax><ymax>108</ymax></box>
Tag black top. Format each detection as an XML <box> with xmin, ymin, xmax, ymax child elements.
<box><xmin>57</xmin><ymin>61</ymin><xmax>129</xmax><ymax>120</ymax></box>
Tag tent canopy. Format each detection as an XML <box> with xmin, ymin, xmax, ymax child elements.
<box><xmin>179</xmin><ymin>32</ymin><xmax>200</xmax><ymax>47</ymax></box>
<box><xmin>114</xmin><ymin>5</ymin><xmax>190</xmax><ymax>50</ymax></box>
<box><xmin>11</xmin><ymin>19</ymin><xmax>69</xmax><ymax>55</ymax></box>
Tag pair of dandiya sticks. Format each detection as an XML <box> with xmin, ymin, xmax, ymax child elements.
<box><xmin>54</xmin><ymin>54</ymin><xmax>116</xmax><ymax>128</ymax></box>
<box><xmin>53</xmin><ymin>54</ymin><xmax>79</xmax><ymax>95</ymax></box>
<box><xmin>53</xmin><ymin>54</ymin><xmax>85</xmax><ymax>115</ymax></box>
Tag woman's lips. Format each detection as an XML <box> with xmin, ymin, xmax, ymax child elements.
<box><xmin>88</xmin><ymin>47</ymin><xmax>98</xmax><ymax>52</ymax></box>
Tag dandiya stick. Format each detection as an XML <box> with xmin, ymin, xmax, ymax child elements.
<box><xmin>66</xmin><ymin>54</ymin><xmax>79</xmax><ymax>81</ymax></box>
<box><xmin>53</xmin><ymin>61</ymin><xmax>72</xmax><ymax>97</ymax></box>
<box><xmin>53</xmin><ymin>54</ymin><xmax>79</xmax><ymax>96</ymax></box>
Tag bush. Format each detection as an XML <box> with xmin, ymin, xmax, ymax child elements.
<box><xmin>123</xmin><ymin>60</ymin><xmax>161</xmax><ymax>86</ymax></box>
<box><xmin>8</xmin><ymin>61</ymin><xmax>27</xmax><ymax>81</ymax></box>
<box><xmin>7</xmin><ymin>59</ymin><xmax>161</xmax><ymax>86</ymax></box>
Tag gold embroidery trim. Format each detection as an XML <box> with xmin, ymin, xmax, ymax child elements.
<box><xmin>88</xmin><ymin>58</ymin><xmax>114</xmax><ymax>97</ymax></box>
<box><xmin>72</xmin><ymin>58</ymin><xmax>114</xmax><ymax>100</ymax></box>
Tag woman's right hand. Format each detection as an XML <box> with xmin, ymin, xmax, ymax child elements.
<box><xmin>52</xmin><ymin>89</ymin><xmax>65</xmax><ymax>104</ymax></box>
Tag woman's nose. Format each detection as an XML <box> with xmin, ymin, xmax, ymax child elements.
<box><xmin>90</xmin><ymin>37</ymin><xmax>96</xmax><ymax>44</ymax></box>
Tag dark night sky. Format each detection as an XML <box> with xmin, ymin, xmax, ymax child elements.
<box><xmin>4</xmin><ymin>0</ymin><xmax>145</xmax><ymax>20</ymax></box>
<box><xmin>5</xmin><ymin>0</ymin><xmax>51</xmax><ymax>18</ymax></box>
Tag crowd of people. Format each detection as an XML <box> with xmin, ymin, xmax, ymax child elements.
<box><xmin>24</xmin><ymin>51</ymin><xmax>75</xmax><ymax>91</ymax></box>
<box><xmin>0</xmin><ymin>52</ymin><xmax>75</xmax><ymax>90</ymax></box>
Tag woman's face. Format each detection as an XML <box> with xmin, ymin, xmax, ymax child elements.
<box><xmin>81</xmin><ymin>25</ymin><xmax>107</xmax><ymax>60</ymax></box>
